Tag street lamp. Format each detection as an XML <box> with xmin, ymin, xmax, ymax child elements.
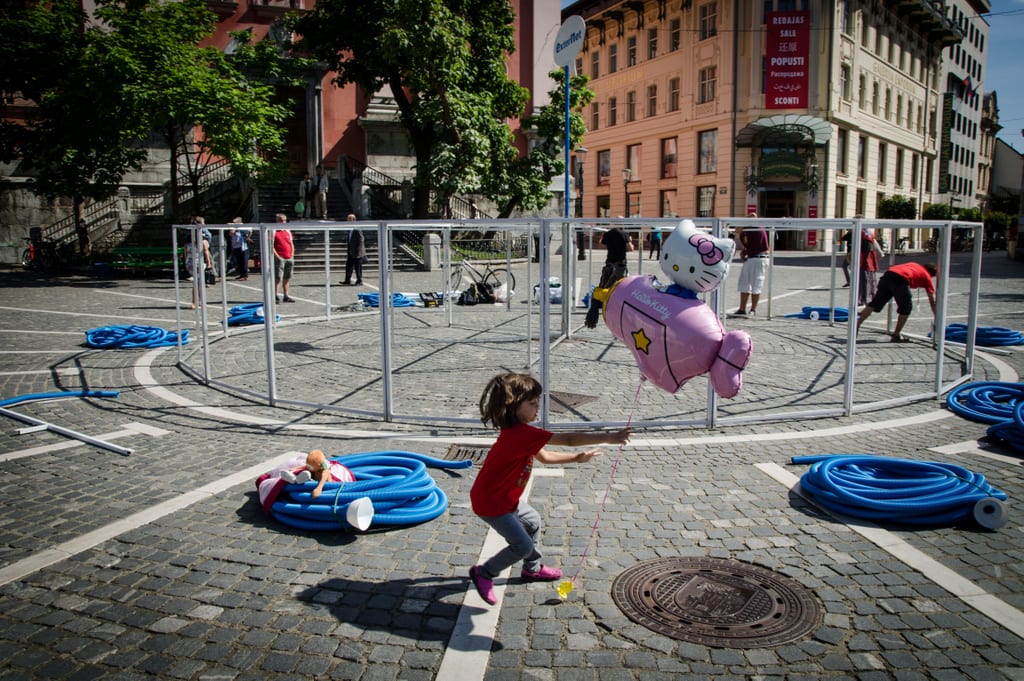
<box><xmin>575</xmin><ymin>147</ymin><xmax>587</xmax><ymax>260</ymax></box>
<box><xmin>622</xmin><ymin>167</ymin><xmax>633</xmax><ymax>217</ymax></box>
<box><xmin>574</xmin><ymin>147</ymin><xmax>587</xmax><ymax>218</ymax></box>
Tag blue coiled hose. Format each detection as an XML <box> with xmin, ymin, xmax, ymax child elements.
<box><xmin>944</xmin><ymin>323</ymin><xmax>1024</xmax><ymax>346</ymax></box>
<box><xmin>357</xmin><ymin>292</ymin><xmax>416</xmax><ymax>308</ymax></box>
<box><xmin>792</xmin><ymin>454</ymin><xmax>1008</xmax><ymax>528</ymax></box>
<box><xmin>228</xmin><ymin>303</ymin><xmax>277</xmax><ymax>326</ymax></box>
<box><xmin>85</xmin><ymin>325</ymin><xmax>188</xmax><ymax>348</ymax></box>
<box><xmin>270</xmin><ymin>450</ymin><xmax>472</xmax><ymax>531</ymax></box>
<box><xmin>784</xmin><ymin>306</ymin><xmax>849</xmax><ymax>322</ymax></box>
<box><xmin>0</xmin><ymin>390</ymin><xmax>119</xmax><ymax>408</ymax></box>
<box><xmin>945</xmin><ymin>381</ymin><xmax>1024</xmax><ymax>424</ymax></box>
<box><xmin>986</xmin><ymin>401</ymin><xmax>1024</xmax><ymax>453</ymax></box>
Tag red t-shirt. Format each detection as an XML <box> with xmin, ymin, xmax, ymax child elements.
<box><xmin>273</xmin><ymin>229</ymin><xmax>294</xmax><ymax>259</ymax></box>
<box><xmin>470</xmin><ymin>422</ymin><xmax>552</xmax><ymax>517</ymax></box>
<box><xmin>888</xmin><ymin>262</ymin><xmax>935</xmax><ymax>294</ymax></box>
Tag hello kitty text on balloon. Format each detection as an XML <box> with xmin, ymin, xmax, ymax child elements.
<box><xmin>592</xmin><ymin>220</ymin><xmax>753</xmax><ymax>397</ymax></box>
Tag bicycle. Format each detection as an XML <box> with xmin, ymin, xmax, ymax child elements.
<box><xmin>448</xmin><ymin>258</ymin><xmax>516</xmax><ymax>293</ymax></box>
<box><xmin>21</xmin><ymin>236</ymin><xmax>58</xmax><ymax>272</ymax></box>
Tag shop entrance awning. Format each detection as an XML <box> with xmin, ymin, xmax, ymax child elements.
<box><xmin>735</xmin><ymin>114</ymin><xmax>832</xmax><ymax>147</ymax></box>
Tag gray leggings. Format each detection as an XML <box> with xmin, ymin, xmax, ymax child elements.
<box><xmin>479</xmin><ymin>502</ymin><xmax>544</xmax><ymax>578</ymax></box>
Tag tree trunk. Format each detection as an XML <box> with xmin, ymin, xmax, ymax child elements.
<box><xmin>74</xmin><ymin>194</ymin><xmax>90</xmax><ymax>256</ymax></box>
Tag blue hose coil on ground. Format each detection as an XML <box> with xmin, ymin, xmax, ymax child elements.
<box><xmin>0</xmin><ymin>390</ymin><xmax>119</xmax><ymax>408</ymax></box>
<box><xmin>228</xmin><ymin>303</ymin><xmax>278</xmax><ymax>326</ymax></box>
<box><xmin>784</xmin><ymin>306</ymin><xmax>849</xmax><ymax>322</ymax></box>
<box><xmin>357</xmin><ymin>292</ymin><xmax>416</xmax><ymax>308</ymax></box>
<box><xmin>945</xmin><ymin>381</ymin><xmax>1024</xmax><ymax>424</ymax></box>
<box><xmin>986</xmin><ymin>400</ymin><xmax>1024</xmax><ymax>453</ymax></box>
<box><xmin>944</xmin><ymin>323</ymin><xmax>1024</xmax><ymax>346</ymax></box>
<box><xmin>791</xmin><ymin>454</ymin><xmax>1008</xmax><ymax>527</ymax></box>
<box><xmin>85</xmin><ymin>325</ymin><xmax>188</xmax><ymax>348</ymax></box>
<box><xmin>270</xmin><ymin>450</ymin><xmax>472</xmax><ymax>531</ymax></box>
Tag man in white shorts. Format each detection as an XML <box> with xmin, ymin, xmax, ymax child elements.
<box><xmin>734</xmin><ymin>211</ymin><xmax>770</xmax><ymax>316</ymax></box>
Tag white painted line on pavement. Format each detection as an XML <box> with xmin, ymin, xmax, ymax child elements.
<box><xmin>437</xmin><ymin>468</ymin><xmax>564</xmax><ymax>681</ymax></box>
<box><xmin>0</xmin><ymin>304</ymin><xmax>192</xmax><ymax>326</ymax></box>
<box><xmin>0</xmin><ymin>449</ymin><xmax>305</xmax><ymax>587</ymax></box>
<box><xmin>0</xmin><ymin>329</ymin><xmax>82</xmax><ymax>335</ymax></box>
<box><xmin>756</xmin><ymin>461</ymin><xmax>1024</xmax><ymax>641</ymax></box>
<box><xmin>930</xmin><ymin>440</ymin><xmax>1024</xmax><ymax>466</ymax></box>
<box><xmin>0</xmin><ymin>368</ymin><xmax>80</xmax><ymax>376</ymax></box>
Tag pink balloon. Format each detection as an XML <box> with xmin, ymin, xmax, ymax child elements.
<box><xmin>602</xmin><ymin>275</ymin><xmax>752</xmax><ymax>397</ymax></box>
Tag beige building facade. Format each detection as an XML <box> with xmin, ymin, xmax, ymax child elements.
<box><xmin>563</xmin><ymin>0</ymin><xmax>971</xmax><ymax>250</ymax></box>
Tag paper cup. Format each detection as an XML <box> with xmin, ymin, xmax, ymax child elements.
<box><xmin>346</xmin><ymin>497</ymin><xmax>374</xmax><ymax>531</ymax></box>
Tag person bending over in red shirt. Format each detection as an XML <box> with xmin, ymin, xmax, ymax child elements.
<box><xmin>855</xmin><ymin>261</ymin><xmax>937</xmax><ymax>343</ymax></box>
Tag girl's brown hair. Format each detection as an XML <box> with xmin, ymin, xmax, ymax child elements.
<box><xmin>479</xmin><ymin>372</ymin><xmax>542</xmax><ymax>429</ymax></box>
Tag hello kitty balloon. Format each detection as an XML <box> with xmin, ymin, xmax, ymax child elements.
<box><xmin>595</xmin><ymin>220</ymin><xmax>752</xmax><ymax>397</ymax></box>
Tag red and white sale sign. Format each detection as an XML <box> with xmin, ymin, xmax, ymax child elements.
<box><xmin>766</xmin><ymin>11</ymin><xmax>810</xmax><ymax>109</ymax></box>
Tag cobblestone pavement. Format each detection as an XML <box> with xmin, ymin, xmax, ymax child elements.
<box><xmin>0</xmin><ymin>248</ymin><xmax>1022</xmax><ymax>680</ymax></box>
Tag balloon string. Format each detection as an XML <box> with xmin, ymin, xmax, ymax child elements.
<box><xmin>568</xmin><ymin>377</ymin><xmax>644</xmax><ymax>589</ymax></box>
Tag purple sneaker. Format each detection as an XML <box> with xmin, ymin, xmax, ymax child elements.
<box><xmin>469</xmin><ymin>566</ymin><xmax>496</xmax><ymax>604</ymax></box>
<box><xmin>521</xmin><ymin>565</ymin><xmax>562</xmax><ymax>582</ymax></box>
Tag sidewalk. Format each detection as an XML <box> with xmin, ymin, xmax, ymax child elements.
<box><xmin>0</xmin><ymin>251</ymin><xmax>1021</xmax><ymax>680</ymax></box>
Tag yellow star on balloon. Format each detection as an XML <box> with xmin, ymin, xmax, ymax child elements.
<box><xmin>631</xmin><ymin>328</ymin><xmax>651</xmax><ymax>354</ymax></box>
<box><xmin>557</xmin><ymin>580</ymin><xmax>574</xmax><ymax>599</ymax></box>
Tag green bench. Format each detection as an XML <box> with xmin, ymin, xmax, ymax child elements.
<box><xmin>109</xmin><ymin>246</ymin><xmax>183</xmax><ymax>274</ymax></box>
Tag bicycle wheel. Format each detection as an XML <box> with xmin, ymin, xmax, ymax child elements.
<box><xmin>484</xmin><ymin>268</ymin><xmax>515</xmax><ymax>292</ymax></box>
<box><xmin>449</xmin><ymin>264</ymin><xmax>465</xmax><ymax>291</ymax></box>
<box><xmin>21</xmin><ymin>248</ymin><xmax>31</xmax><ymax>269</ymax></box>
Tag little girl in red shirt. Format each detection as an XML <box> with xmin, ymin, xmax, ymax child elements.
<box><xmin>468</xmin><ymin>372</ymin><xmax>630</xmax><ymax>605</ymax></box>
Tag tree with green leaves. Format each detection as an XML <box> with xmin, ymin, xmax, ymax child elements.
<box><xmin>94</xmin><ymin>0</ymin><xmax>301</xmax><ymax>223</ymax></box>
<box><xmin>293</xmin><ymin>0</ymin><xmax>544</xmax><ymax>218</ymax></box>
<box><xmin>0</xmin><ymin>0</ymin><xmax>150</xmax><ymax>254</ymax></box>
<box><xmin>876</xmin><ymin>194</ymin><xmax>917</xmax><ymax>220</ymax></box>
<box><xmin>483</xmin><ymin>70</ymin><xmax>594</xmax><ymax>218</ymax></box>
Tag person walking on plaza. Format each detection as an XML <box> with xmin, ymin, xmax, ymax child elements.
<box><xmin>468</xmin><ymin>372</ymin><xmax>631</xmax><ymax>605</ymax></box>
<box><xmin>298</xmin><ymin>172</ymin><xmax>314</xmax><ymax>219</ymax></box>
<box><xmin>858</xmin><ymin>227</ymin><xmax>884</xmax><ymax>305</ymax></box>
<box><xmin>734</xmin><ymin>211</ymin><xmax>770</xmax><ymax>316</ymax></box>
<box><xmin>342</xmin><ymin>213</ymin><xmax>366</xmax><ymax>286</ymax></box>
<box><xmin>229</xmin><ymin>217</ymin><xmax>250</xmax><ymax>280</ymax></box>
<box><xmin>312</xmin><ymin>164</ymin><xmax>329</xmax><ymax>219</ymax></box>
<box><xmin>584</xmin><ymin>224</ymin><xmax>633</xmax><ymax>328</ymax></box>
<box><xmin>648</xmin><ymin>227</ymin><xmax>662</xmax><ymax>260</ymax></box>
<box><xmin>272</xmin><ymin>213</ymin><xmax>295</xmax><ymax>303</ymax></box>
<box><xmin>855</xmin><ymin>261</ymin><xmax>937</xmax><ymax>343</ymax></box>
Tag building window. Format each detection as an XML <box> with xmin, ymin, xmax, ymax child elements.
<box><xmin>872</xmin><ymin>82</ymin><xmax>879</xmax><ymax>115</ymax></box>
<box><xmin>699</xmin><ymin>2</ymin><xmax>718</xmax><ymax>40</ymax></box>
<box><xmin>591</xmin><ymin>51</ymin><xmax>600</xmax><ymax>79</ymax></box>
<box><xmin>895</xmin><ymin>148</ymin><xmax>904</xmax><ymax>186</ymax></box>
<box><xmin>840</xmin><ymin>64</ymin><xmax>851</xmax><ymax>101</ymax></box>
<box><xmin>627</xmin><ymin>36</ymin><xmax>637</xmax><ymax>67</ymax></box>
<box><xmin>911</xmin><ymin>153</ymin><xmax>919</xmax><ymax>190</ymax></box>
<box><xmin>896</xmin><ymin>94</ymin><xmax>903</xmax><ymax>125</ymax></box>
<box><xmin>858</xmin><ymin>74</ymin><xmax>866</xmax><ymax>109</ymax></box>
<box><xmin>857</xmin><ymin>135</ymin><xmax>867</xmax><ymax>179</ymax></box>
<box><xmin>841</xmin><ymin>0</ymin><xmax>852</xmax><ymax>34</ymax></box>
<box><xmin>661</xmin><ymin>137</ymin><xmax>677</xmax><ymax>178</ymax></box>
<box><xmin>647</xmin><ymin>84</ymin><xmax>657</xmax><ymax>118</ymax></box>
<box><xmin>698</xmin><ymin>66</ymin><xmax>717</xmax><ymax>104</ymax></box>
<box><xmin>668</xmin><ymin>77</ymin><xmax>680</xmax><ymax>111</ymax></box>
<box><xmin>855</xmin><ymin>188</ymin><xmax>866</xmax><ymax>216</ymax></box>
<box><xmin>698</xmin><ymin>129</ymin><xmax>717</xmax><ymax>174</ymax></box>
<box><xmin>836</xmin><ymin>128</ymin><xmax>848</xmax><ymax>174</ymax></box>
<box><xmin>697</xmin><ymin>186</ymin><xmax>715</xmax><ymax>217</ymax></box>
<box><xmin>884</xmin><ymin>88</ymin><xmax>892</xmax><ymax>120</ymax></box>
<box><xmin>627</xmin><ymin>143</ymin><xmax>642</xmax><ymax>181</ymax></box>
<box><xmin>835</xmin><ymin>185</ymin><xmax>847</xmax><ymax>217</ymax></box>
<box><xmin>626</xmin><ymin>91</ymin><xmax>637</xmax><ymax>122</ymax></box>
<box><xmin>590</xmin><ymin>103</ymin><xmax>599</xmax><ymax>131</ymax></box>
<box><xmin>609</xmin><ymin>44</ymin><xmax>618</xmax><ymax>73</ymax></box>
<box><xmin>877</xmin><ymin>142</ymin><xmax>887</xmax><ymax>184</ymax></box>
<box><xmin>608</xmin><ymin>97</ymin><xmax>617</xmax><ymax>126</ymax></box>
<box><xmin>598</xmin><ymin>149</ymin><xmax>611</xmax><ymax>186</ymax></box>
<box><xmin>648</xmin><ymin>28</ymin><xmax>658</xmax><ymax>59</ymax></box>
<box><xmin>670</xmin><ymin>18</ymin><xmax>681</xmax><ymax>51</ymax></box>
<box><xmin>661</xmin><ymin>189</ymin><xmax>678</xmax><ymax>217</ymax></box>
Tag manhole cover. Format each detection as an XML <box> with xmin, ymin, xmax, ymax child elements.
<box><xmin>611</xmin><ymin>557</ymin><xmax>821</xmax><ymax>648</ymax></box>
<box><xmin>274</xmin><ymin>341</ymin><xmax>316</xmax><ymax>353</ymax></box>
<box><xmin>444</xmin><ymin>444</ymin><xmax>489</xmax><ymax>464</ymax></box>
<box><xmin>549</xmin><ymin>391</ymin><xmax>597</xmax><ymax>413</ymax></box>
